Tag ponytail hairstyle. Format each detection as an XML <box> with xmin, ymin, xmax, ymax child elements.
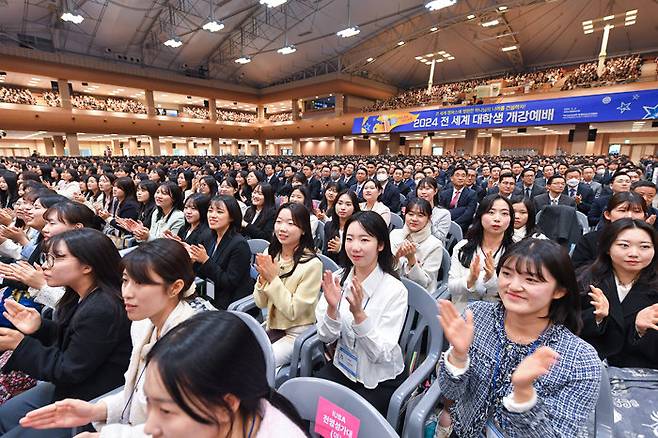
<box><xmin>145</xmin><ymin>312</ymin><xmax>305</xmax><ymax>432</ymax></box>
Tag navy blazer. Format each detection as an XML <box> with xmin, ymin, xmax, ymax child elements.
<box><xmin>580</xmin><ymin>272</ymin><xmax>658</xmax><ymax>368</ymax></box>
<box><xmin>563</xmin><ymin>182</ymin><xmax>595</xmax><ymax>215</ymax></box>
<box><xmin>308</xmin><ymin>177</ymin><xmax>322</xmax><ymax>200</ymax></box>
<box><xmin>380</xmin><ymin>181</ymin><xmax>401</xmax><ymax>213</ymax></box>
<box><xmin>198</xmin><ymin>231</ymin><xmax>254</xmax><ymax>310</ymax></box>
<box><xmin>533</xmin><ymin>193</ymin><xmax>576</xmax><ymax>212</ymax></box>
<box><xmin>587</xmin><ymin>195</ymin><xmax>611</xmax><ymax>227</ymax></box>
<box><xmin>341</xmin><ymin>175</ymin><xmax>356</xmax><ymax>189</ymax></box>
<box><xmin>438</xmin><ymin>187</ymin><xmax>477</xmax><ymax>231</ymax></box>
<box><xmin>4</xmin><ymin>287</ymin><xmax>131</xmax><ymax>401</ymax></box>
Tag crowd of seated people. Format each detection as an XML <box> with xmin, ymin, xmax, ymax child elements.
<box><xmin>217</xmin><ymin>108</ymin><xmax>257</xmax><ymax>123</ymax></box>
<box><xmin>41</xmin><ymin>91</ymin><xmax>61</xmax><ymax>107</ymax></box>
<box><xmin>267</xmin><ymin>111</ymin><xmax>293</xmax><ymax>122</ymax></box>
<box><xmin>364</xmin><ymin>54</ymin><xmax>644</xmax><ymax>112</ymax></box>
<box><xmin>182</xmin><ymin>106</ymin><xmax>209</xmax><ymax>119</ymax></box>
<box><xmin>0</xmin><ymin>87</ymin><xmax>37</xmax><ymax>105</ymax></box>
<box><xmin>0</xmin><ymin>151</ymin><xmax>655</xmax><ymax>436</ymax></box>
<box><xmin>562</xmin><ymin>55</ymin><xmax>644</xmax><ymax>90</ymax></box>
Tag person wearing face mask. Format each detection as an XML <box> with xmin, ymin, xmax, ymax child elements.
<box><xmin>374</xmin><ymin>167</ymin><xmax>401</xmax><ymax>214</ymax></box>
<box><xmin>390</xmin><ymin>198</ymin><xmax>443</xmax><ymax>292</ymax></box>
<box><xmin>563</xmin><ymin>167</ymin><xmax>594</xmax><ymax>215</ymax></box>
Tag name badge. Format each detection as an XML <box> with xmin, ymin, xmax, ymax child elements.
<box><xmin>336</xmin><ymin>345</ymin><xmax>358</xmax><ymax>378</ymax></box>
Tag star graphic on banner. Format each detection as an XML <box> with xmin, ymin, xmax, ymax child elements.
<box><xmin>617</xmin><ymin>102</ymin><xmax>631</xmax><ymax>113</ymax></box>
<box><xmin>642</xmin><ymin>104</ymin><xmax>658</xmax><ymax>120</ymax></box>
<box><xmin>633</xmin><ymin>94</ymin><xmax>640</xmax><ymax>100</ymax></box>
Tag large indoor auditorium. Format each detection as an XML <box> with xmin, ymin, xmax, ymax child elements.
<box><xmin>0</xmin><ymin>0</ymin><xmax>657</xmax><ymax>436</ymax></box>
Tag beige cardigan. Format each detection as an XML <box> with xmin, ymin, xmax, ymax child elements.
<box><xmin>253</xmin><ymin>250</ymin><xmax>322</xmax><ymax>331</ymax></box>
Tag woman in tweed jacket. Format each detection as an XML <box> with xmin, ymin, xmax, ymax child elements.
<box><xmin>438</xmin><ymin>238</ymin><xmax>601</xmax><ymax>437</ymax></box>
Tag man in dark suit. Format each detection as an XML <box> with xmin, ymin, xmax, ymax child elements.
<box><xmin>533</xmin><ymin>175</ymin><xmax>577</xmax><ymax>212</ymax></box>
<box><xmin>392</xmin><ymin>167</ymin><xmax>412</xmax><ymax>197</ymax></box>
<box><xmin>516</xmin><ymin>168</ymin><xmax>545</xmax><ymax>199</ymax></box>
<box><xmin>438</xmin><ymin>165</ymin><xmax>477</xmax><ymax>232</ymax></box>
<box><xmin>302</xmin><ymin>163</ymin><xmax>322</xmax><ymax>200</ymax></box>
<box><xmin>466</xmin><ymin>168</ymin><xmax>485</xmax><ymax>201</ymax></box>
<box><xmin>263</xmin><ymin>163</ymin><xmax>280</xmax><ymax>192</ymax></box>
<box><xmin>588</xmin><ymin>172</ymin><xmax>632</xmax><ymax>227</ymax></box>
<box><xmin>487</xmin><ymin>172</ymin><xmax>517</xmax><ymax>200</ymax></box>
<box><xmin>376</xmin><ymin>167</ymin><xmax>401</xmax><ymax>213</ymax></box>
<box><xmin>340</xmin><ymin>162</ymin><xmax>357</xmax><ymax>189</ymax></box>
<box><xmin>349</xmin><ymin>167</ymin><xmax>369</xmax><ymax>202</ymax></box>
<box><xmin>563</xmin><ymin>167</ymin><xmax>595</xmax><ymax>215</ymax></box>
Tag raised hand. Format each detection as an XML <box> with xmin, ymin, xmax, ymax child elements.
<box><xmin>647</xmin><ymin>214</ymin><xmax>657</xmax><ymax>225</ymax></box>
<box><xmin>345</xmin><ymin>276</ymin><xmax>366</xmax><ymax>324</ymax></box>
<box><xmin>0</xmin><ymin>327</ymin><xmax>24</xmax><ymax>350</ymax></box>
<box><xmin>438</xmin><ymin>300</ymin><xmax>474</xmax><ymax>366</ymax></box>
<box><xmin>327</xmin><ymin>236</ymin><xmax>341</xmax><ymax>253</ymax></box>
<box><xmin>187</xmin><ymin>244</ymin><xmax>210</xmax><ymax>264</ymax></box>
<box><xmin>3</xmin><ymin>299</ymin><xmax>42</xmax><ymax>335</ymax></box>
<box><xmin>321</xmin><ymin>270</ymin><xmax>342</xmax><ymax>319</ymax></box>
<box><xmin>588</xmin><ymin>285</ymin><xmax>609</xmax><ymax>324</ymax></box>
<box><xmin>635</xmin><ymin>303</ymin><xmax>658</xmax><ymax>337</ymax></box>
<box><xmin>19</xmin><ymin>399</ymin><xmax>106</xmax><ymax>430</ymax></box>
<box><xmin>511</xmin><ymin>346</ymin><xmax>559</xmax><ymax>402</ymax></box>
<box><xmin>255</xmin><ymin>253</ymin><xmax>277</xmax><ymax>283</ymax></box>
<box><xmin>482</xmin><ymin>250</ymin><xmax>495</xmax><ymax>282</ymax></box>
<box><xmin>162</xmin><ymin>229</ymin><xmax>182</xmax><ymax>243</ymax></box>
<box><xmin>467</xmin><ymin>254</ymin><xmax>481</xmax><ymax>290</ymax></box>
<box><xmin>0</xmin><ymin>209</ymin><xmax>14</xmax><ymax>226</ymax></box>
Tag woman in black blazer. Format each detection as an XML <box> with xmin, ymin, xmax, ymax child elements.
<box><xmin>175</xmin><ymin>193</ymin><xmax>213</xmax><ymax>247</ymax></box>
<box><xmin>187</xmin><ymin>195</ymin><xmax>254</xmax><ymax>310</ymax></box>
<box><xmin>242</xmin><ymin>182</ymin><xmax>276</xmax><ymax>241</ymax></box>
<box><xmin>102</xmin><ymin>177</ymin><xmax>140</xmax><ymax>235</ymax></box>
<box><xmin>579</xmin><ymin>219</ymin><xmax>658</xmax><ymax>369</ymax></box>
<box><xmin>0</xmin><ymin>229</ymin><xmax>131</xmax><ymax>437</ymax></box>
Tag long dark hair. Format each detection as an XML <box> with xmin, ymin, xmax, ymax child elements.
<box><xmin>145</xmin><ymin>312</ymin><xmax>305</xmax><ymax>432</ymax></box>
<box><xmin>114</xmin><ymin>176</ymin><xmax>136</xmax><ymax>204</ymax></box>
<box><xmin>0</xmin><ymin>171</ymin><xmax>19</xmax><ymax>208</ymax></box>
<box><xmin>209</xmin><ymin>195</ymin><xmax>243</xmax><ymax>236</ymax></box>
<box><xmin>183</xmin><ymin>193</ymin><xmax>210</xmax><ymax>227</ymax></box>
<box><xmin>244</xmin><ymin>182</ymin><xmax>276</xmax><ymax>227</ymax></box>
<box><xmin>319</xmin><ymin>181</ymin><xmax>339</xmax><ymax>212</ymax></box>
<box><xmin>498</xmin><ymin>238</ymin><xmax>582</xmax><ymax>334</ymax></box>
<box><xmin>155</xmin><ymin>181</ymin><xmax>184</xmax><ymax>221</ymax></box>
<box><xmin>268</xmin><ymin>202</ymin><xmax>317</xmax><ymax>280</ymax></box>
<box><xmin>580</xmin><ymin>218</ymin><xmax>658</xmax><ymax>290</ymax></box>
<box><xmin>602</xmin><ymin>192</ymin><xmax>646</xmax><ymax>224</ymax></box>
<box><xmin>44</xmin><ymin>201</ymin><xmax>102</xmax><ymax>231</ymax></box>
<box><xmin>46</xmin><ymin>229</ymin><xmax>122</xmax><ymax>319</ymax></box>
<box><xmin>290</xmin><ymin>185</ymin><xmax>313</xmax><ymax>212</ymax></box>
<box><xmin>458</xmin><ymin>194</ymin><xmax>515</xmax><ymax>268</ymax></box>
<box><xmin>327</xmin><ymin>190</ymin><xmax>361</xmax><ymax>239</ymax></box>
<box><xmin>122</xmin><ymin>238</ymin><xmax>195</xmax><ymax>301</ymax></box>
<box><xmin>415</xmin><ymin>177</ymin><xmax>440</xmax><ymax>207</ymax></box>
<box><xmin>510</xmin><ymin>195</ymin><xmax>537</xmax><ymax>235</ymax></box>
<box><xmin>200</xmin><ymin>175</ymin><xmax>219</xmax><ymax>198</ymax></box>
<box><xmin>339</xmin><ymin>211</ymin><xmax>398</xmax><ymax>285</ymax></box>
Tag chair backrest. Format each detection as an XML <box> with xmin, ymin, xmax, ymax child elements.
<box><xmin>390</xmin><ymin>213</ymin><xmax>404</xmax><ymax>230</ymax></box>
<box><xmin>314</xmin><ymin>220</ymin><xmax>325</xmax><ymax>251</ymax></box>
<box><xmin>279</xmin><ymin>377</ymin><xmax>399</xmax><ymax>438</ymax></box>
<box><xmin>398</xmin><ymin>279</ymin><xmax>443</xmax><ymax>365</ymax></box>
<box><xmin>229</xmin><ymin>311</ymin><xmax>275</xmax><ymax>387</ymax></box>
<box><xmin>445</xmin><ymin>221</ymin><xmax>463</xmax><ymax>253</ymax></box>
<box><xmin>438</xmin><ymin>247</ymin><xmax>450</xmax><ymax>286</ymax></box>
<box><xmin>594</xmin><ymin>363</ymin><xmax>614</xmax><ymax>438</ymax></box>
<box><xmin>119</xmin><ymin>246</ymin><xmax>138</xmax><ymax>257</ymax></box>
<box><xmin>576</xmin><ymin>210</ymin><xmax>589</xmax><ymax>234</ymax></box>
<box><xmin>248</xmin><ymin>238</ymin><xmax>270</xmax><ymax>257</ymax></box>
<box><xmin>317</xmin><ymin>253</ymin><xmax>340</xmax><ymax>273</ymax></box>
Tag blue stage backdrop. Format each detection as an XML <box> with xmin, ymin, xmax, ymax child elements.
<box><xmin>352</xmin><ymin>88</ymin><xmax>658</xmax><ymax>134</ymax></box>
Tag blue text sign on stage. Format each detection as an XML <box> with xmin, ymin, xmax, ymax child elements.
<box><xmin>352</xmin><ymin>89</ymin><xmax>658</xmax><ymax>134</ymax></box>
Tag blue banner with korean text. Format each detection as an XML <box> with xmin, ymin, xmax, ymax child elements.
<box><xmin>352</xmin><ymin>88</ymin><xmax>658</xmax><ymax>134</ymax></box>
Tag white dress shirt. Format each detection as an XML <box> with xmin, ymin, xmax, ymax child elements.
<box><xmin>315</xmin><ymin>265</ymin><xmax>407</xmax><ymax>389</ymax></box>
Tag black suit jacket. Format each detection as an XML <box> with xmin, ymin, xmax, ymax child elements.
<box><xmin>380</xmin><ymin>181</ymin><xmax>401</xmax><ymax>213</ymax></box>
<box><xmin>264</xmin><ymin>174</ymin><xmax>280</xmax><ymax>192</ymax></box>
<box><xmin>198</xmin><ymin>231</ymin><xmax>254</xmax><ymax>310</ymax></box>
<box><xmin>580</xmin><ymin>272</ymin><xmax>658</xmax><ymax>368</ymax></box>
<box><xmin>110</xmin><ymin>198</ymin><xmax>140</xmax><ymax>234</ymax></box>
<box><xmin>563</xmin><ymin>182</ymin><xmax>595</xmax><ymax>215</ymax></box>
<box><xmin>517</xmin><ymin>184</ymin><xmax>545</xmax><ymax>199</ymax></box>
<box><xmin>588</xmin><ymin>195</ymin><xmax>610</xmax><ymax>227</ymax></box>
<box><xmin>533</xmin><ymin>193</ymin><xmax>576</xmax><ymax>212</ymax></box>
<box><xmin>341</xmin><ymin>175</ymin><xmax>356</xmax><ymax>189</ymax></box>
<box><xmin>349</xmin><ymin>182</ymin><xmax>366</xmax><ymax>203</ymax></box>
<box><xmin>571</xmin><ymin>229</ymin><xmax>602</xmax><ymax>270</ymax></box>
<box><xmin>438</xmin><ymin>187</ymin><xmax>477</xmax><ymax>231</ymax></box>
<box><xmin>4</xmin><ymin>287</ymin><xmax>131</xmax><ymax>401</ymax></box>
<box><xmin>308</xmin><ymin>177</ymin><xmax>322</xmax><ymax>200</ymax></box>
<box><xmin>242</xmin><ymin>207</ymin><xmax>276</xmax><ymax>241</ymax></box>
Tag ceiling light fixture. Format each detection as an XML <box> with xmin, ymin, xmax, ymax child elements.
<box><xmin>498</xmin><ymin>5</ymin><xmax>508</xmax><ymax>11</ymax></box>
<box><xmin>366</xmin><ymin>57</ymin><xmax>375</xmax><ymax>62</ymax></box>
<box><xmin>425</xmin><ymin>0</ymin><xmax>457</xmax><ymax>11</ymax></box>
<box><xmin>61</xmin><ymin>11</ymin><xmax>84</xmax><ymax>24</ymax></box>
<box><xmin>164</xmin><ymin>37</ymin><xmax>183</xmax><ymax>48</ymax></box>
<box><xmin>203</xmin><ymin>20</ymin><xmax>224</xmax><ymax>32</ymax></box>
<box><xmin>277</xmin><ymin>45</ymin><xmax>296</xmax><ymax>55</ymax></box>
<box><xmin>430</xmin><ymin>26</ymin><xmax>439</xmax><ymax>32</ymax></box>
<box><xmin>481</xmin><ymin>18</ymin><xmax>500</xmax><ymax>27</ymax></box>
<box><xmin>278</xmin><ymin>4</ymin><xmax>296</xmax><ymax>55</ymax></box>
<box><xmin>397</xmin><ymin>41</ymin><xmax>405</xmax><ymax>46</ymax></box>
<box><xmin>466</xmin><ymin>14</ymin><xmax>476</xmax><ymax>19</ymax></box>
<box><xmin>235</xmin><ymin>56</ymin><xmax>252</xmax><ymax>64</ymax></box>
<box><xmin>260</xmin><ymin>0</ymin><xmax>287</xmax><ymax>7</ymax></box>
<box><xmin>337</xmin><ymin>26</ymin><xmax>360</xmax><ymax>38</ymax></box>
<box><xmin>501</xmin><ymin>45</ymin><xmax>517</xmax><ymax>52</ymax></box>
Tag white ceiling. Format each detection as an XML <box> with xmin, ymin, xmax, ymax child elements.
<box><xmin>1</xmin><ymin>0</ymin><xmax>656</xmax><ymax>89</ymax></box>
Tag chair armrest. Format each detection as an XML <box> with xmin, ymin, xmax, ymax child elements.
<box><xmin>595</xmin><ymin>365</ymin><xmax>614</xmax><ymax>438</ymax></box>
<box><xmin>434</xmin><ymin>284</ymin><xmax>450</xmax><ymax>300</ymax></box>
<box><xmin>299</xmin><ymin>334</ymin><xmax>324</xmax><ymax>377</ymax></box>
<box><xmin>387</xmin><ymin>349</ymin><xmax>441</xmax><ymax>432</ymax></box>
<box><xmin>402</xmin><ymin>378</ymin><xmax>443</xmax><ymax>438</ymax></box>
<box><xmin>287</xmin><ymin>326</ymin><xmax>318</xmax><ymax>380</ymax></box>
<box><xmin>228</xmin><ymin>295</ymin><xmax>256</xmax><ymax>312</ymax></box>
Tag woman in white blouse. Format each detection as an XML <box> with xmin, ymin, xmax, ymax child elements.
<box><xmin>315</xmin><ymin>211</ymin><xmax>408</xmax><ymax>416</ymax></box>
<box><xmin>390</xmin><ymin>198</ymin><xmax>444</xmax><ymax>293</ymax></box>
<box><xmin>20</xmin><ymin>239</ymin><xmax>200</xmax><ymax>437</ymax></box>
<box><xmin>448</xmin><ymin>194</ymin><xmax>515</xmax><ymax>312</ymax></box>
<box><xmin>415</xmin><ymin>177</ymin><xmax>451</xmax><ymax>243</ymax></box>
<box><xmin>359</xmin><ymin>179</ymin><xmax>391</xmax><ymax>227</ymax></box>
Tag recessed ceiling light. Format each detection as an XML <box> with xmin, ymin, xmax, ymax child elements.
<box><xmin>430</xmin><ymin>27</ymin><xmax>439</xmax><ymax>32</ymax></box>
<box><xmin>467</xmin><ymin>14</ymin><xmax>476</xmax><ymax>19</ymax></box>
<box><xmin>397</xmin><ymin>41</ymin><xmax>405</xmax><ymax>46</ymax></box>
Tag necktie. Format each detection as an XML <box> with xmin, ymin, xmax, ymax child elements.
<box><xmin>450</xmin><ymin>190</ymin><xmax>460</xmax><ymax>208</ymax></box>
<box><xmin>525</xmin><ymin>188</ymin><xmax>531</xmax><ymax>198</ymax></box>
<box><xmin>570</xmin><ymin>188</ymin><xmax>576</xmax><ymax>198</ymax></box>
<box><xmin>552</xmin><ymin>198</ymin><xmax>558</xmax><ymax>206</ymax></box>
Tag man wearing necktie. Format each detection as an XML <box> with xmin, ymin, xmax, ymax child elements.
<box><xmin>563</xmin><ymin>167</ymin><xmax>594</xmax><ymax>215</ymax></box>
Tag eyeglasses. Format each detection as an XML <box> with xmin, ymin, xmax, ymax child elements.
<box><xmin>43</xmin><ymin>253</ymin><xmax>64</xmax><ymax>269</ymax></box>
